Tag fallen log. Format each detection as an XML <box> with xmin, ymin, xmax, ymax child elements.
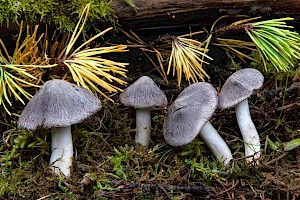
<box><xmin>112</xmin><ymin>0</ymin><xmax>300</xmax><ymax>29</ymax></box>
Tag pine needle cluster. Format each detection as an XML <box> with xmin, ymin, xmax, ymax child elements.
<box><xmin>0</xmin><ymin>4</ymin><xmax>128</xmax><ymax>115</ymax></box>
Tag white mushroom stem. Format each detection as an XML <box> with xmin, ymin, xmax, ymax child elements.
<box><xmin>235</xmin><ymin>99</ymin><xmax>260</xmax><ymax>163</ymax></box>
<box><xmin>199</xmin><ymin>122</ymin><xmax>233</xmax><ymax>165</ymax></box>
<box><xmin>135</xmin><ymin>108</ymin><xmax>151</xmax><ymax>147</ymax></box>
<box><xmin>50</xmin><ymin>127</ymin><xmax>74</xmax><ymax>176</ymax></box>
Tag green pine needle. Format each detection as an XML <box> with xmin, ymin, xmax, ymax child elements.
<box><xmin>247</xmin><ymin>17</ymin><xmax>300</xmax><ymax>72</ymax></box>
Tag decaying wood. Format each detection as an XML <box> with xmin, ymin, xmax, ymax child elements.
<box><xmin>112</xmin><ymin>0</ymin><xmax>300</xmax><ymax>29</ymax></box>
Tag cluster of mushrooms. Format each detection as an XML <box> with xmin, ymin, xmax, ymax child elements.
<box><xmin>17</xmin><ymin>68</ymin><xmax>264</xmax><ymax>177</ymax></box>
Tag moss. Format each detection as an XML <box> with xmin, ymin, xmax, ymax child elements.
<box><xmin>0</xmin><ymin>101</ymin><xmax>299</xmax><ymax>199</ymax></box>
<box><xmin>0</xmin><ymin>0</ymin><xmax>116</xmax><ymax>31</ymax></box>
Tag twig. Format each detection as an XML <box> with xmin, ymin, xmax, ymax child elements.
<box><xmin>110</xmin><ymin>180</ymin><xmax>213</xmax><ymax>194</ymax></box>
<box><xmin>246</xmin><ymin>180</ymin><xmax>258</xmax><ymax>197</ymax></box>
<box><xmin>36</xmin><ymin>193</ymin><xmax>60</xmax><ymax>200</ymax></box>
<box><xmin>158</xmin><ymin>184</ymin><xmax>171</xmax><ymax>197</ymax></box>
<box><xmin>264</xmin><ymin>152</ymin><xmax>290</xmax><ymax>166</ymax></box>
<box><xmin>264</xmin><ymin>135</ymin><xmax>269</xmax><ymax>155</ymax></box>
<box><xmin>217</xmin><ymin>180</ymin><xmax>239</xmax><ymax>195</ymax></box>
<box><xmin>275</xmin><ymin>103</ymin><xmax>300</xmax><ymax>111</ymax></box>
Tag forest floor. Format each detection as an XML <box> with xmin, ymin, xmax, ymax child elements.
<box><xmin>0</xmin><ymin>24</ymin><xmax>299</xmax><ymax>199</ymax></box>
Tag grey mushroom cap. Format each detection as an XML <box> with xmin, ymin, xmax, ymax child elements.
<box><xmin>120</xmin><ymin>76</ymin><xmax>167</xmax><ymax>109</ymax></box>
<box><xmin>163</xmin><ymin>82</ymin><xmax>218</xmax><ymax>146</ymax></box>
<box><xmin>18</xmin><ymin>79</ymin><xmax>102</xmax><ymax>130</ymax></box>
<box><xmin>218</xmin><ymin>68</ymin><xmax>264</xmax><ymax>109</ymax></box>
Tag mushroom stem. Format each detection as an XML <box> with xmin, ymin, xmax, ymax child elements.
<box><xmin>50</xmin><ymin>127</ymin><xmax>74</xmax><ymax>176</ymax></box>
<box><xmin>235</xmin><ymin>99</ymin><xmax>260</xmax><ymax>162</ymax></box>
<box><xmin>199</xmin><ymin>122</ymin><xmax>233</xmax><ymax>165</ymax></box>
<box><xmin>135</xmin><ymin>108</ymin><xmax>151</xmax><ymax>147</ymax></box>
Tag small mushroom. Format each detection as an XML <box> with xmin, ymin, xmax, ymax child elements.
<box><xmin>17</xmin><ymin>79</ymin><xmax>101</xmax><ymax>176</ymax></box>
<box><xmin>164</xmin><ymin>82</ymin><xmax>233</xmax><ymax>165</ymax></box>
<box><xmin>218</xmin><ymin>68</ymin><xmax>264</xmax><ymax>163</ymax></box>
<box><xmin>120</xmin><ymin>76</ymin><xmax>167</xmax><ymax>147</ymax></box>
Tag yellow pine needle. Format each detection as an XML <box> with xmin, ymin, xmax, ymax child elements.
<box><xmin>215</xmin><ymin>38</ymin><xmax>256</xmax><ymax>50</ymax></box>
<box><xmin>14</xmin><ymin>21</ymin><xmax>24</xmax><ymax>55</ymax></box>
<box><xmin>174</xmin><ymin>45</ymin><xmax>183</xmax><ymax>86</ymax></box>
<box><xmin>75</xmin><ymin>58</ymin><xmax>124</xmax><ymax>72</ymax></box>
<box><xmin>81</xmin><ymin>76</ymin><xmax>114</xmax><ymax>100</ymax></box>
<box><xmin>178</xmin><ymin>31</ymin><xmax>204</xmax><ymax>38</ymax></box>
<box><xmin>72</xmin><ymin>67</ymin><xmax>88</xmax><ymax>89</ymax></box>
<box><xmin>16</xmin><ymin>51</ymin><xmax>35</xmax><ymax>64</ymax></box>
<box><xmin>155</xmin><ymin>51</ymin><xmax>168</xmax><ymax>82</ymax></box>
<box><xmin>67</xmin><ymin>60</ymin><xmax>111</xmax><ymax>81</ymax></box>
<box><xmin>77</xmin><ymin>57</ymin><xmax>127</xmax><ymax>71</ymax></box>
<box><xmin>167</xmin><ymin>46</ymin><xmax>175</xmax><ymax>75</ymax></box>
<box><xmin>168</xmin><ymin>36</ymin><xmax>212</xmax><ymax>88</ymax></box>
<box><xmin>65</xmin><ymin>4</ymin><xmax>90</xmax><ymax>56</ymax></box>
<box><xmin>126</xmin><ymin>29</ymin><xmax>146</xmax><ymax>45</ymax></box>
<box><xmin>2</xmin><ymin>75</ymin><xmax>12</xmax><ymax>106</ymax></box>
<box><xmin>5</xmin><ymin>76</ymin><xmax>27</xmax><ymax>104</ymax></box>
<box><xmin>0</xmin><ymin>39</ymin><xmax>11</xmax><ymax>62</ymax></box>
<box><xmin>60</xmin><ymin>4</ymin><xmax>128</xmax><ymax>99</ymax></box>
<box><xmin>67</xmin><ymin>58</ymin><xmax>126</xmax><ymax>82</ymax></box>
<box><xmin>252</xmin><ymin>17</ymin><xmax>294</xmax><ymax>26</ymax></box>
<box><xmin>143</xmin><ymin>52</ymin><xmax>166</xmax><ymax>80</ymax></box>
<box><xmin>73</xmin><ymin>27</ymin><xmax>114</xmax><ymax>53</ymax></box>
<box><xmin>66</xmin><ymin>61</ymin><xmax>119</xmax><ymax>93</ymax></box>
<box><xmin>182</xmin><ymin>48</ymin><xmax>209</xmax><ymax>77</ymax></box>
<box><xmin>230</xmin><ymin>16</ymin><xmax>261</xmax><ymax>27</ymax></box>
<box><xmin>6</xmin><ymin>73</ymin><xmax>39</xmax><ymax>88</ymax></box>
<box><xmin>64</xmin><ymin>63</ymin><xmax>80</xmax><ymax>84</ymax></box>
<box><xmin>75</xmin><ymin>45</ymin><xmax>128</xmax><ymax>56</ymax></box>
<box><xmin>213</xmin><ymin>38</ymin><xmax>258</xmax><ymax>63</ymax></box>
<box><xmin>0</xmin><ymin>20</ymin><xmax>52</xmax><ymax>115</ymax></box>
<box><xmin>121</xmin><ymin>29</ymin><xmax>169</xmax><ymax>81</ymax></box>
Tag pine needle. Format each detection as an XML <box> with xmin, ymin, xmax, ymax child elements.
<box><xmin>168</xmin><ymin>36</ymin><xmax>212</xmax><ymax>88</ymax></box>
<box><xmin>60</xmin><ymin>4</ymin><xmax>129</xmax><ymax>100</ymax></box>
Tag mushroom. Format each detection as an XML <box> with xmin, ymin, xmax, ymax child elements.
<box><xmin>218</xmin><ymin>68</ymin><xmax>264</xmax><ymax>163</ymax></box>
<box><xmin>17</xmin><ymin>79</ymin><xmax>101</xmax><ymax>176</ymax></box>
<box><xmin>164</xmin><ymin>82</ymin><xmax>233</xmax><ymax>165</ymax></box>
<box><xmin>120</xmin><ymin>76</ymin><xmax>167</xmax><ymax>147</ymax></box>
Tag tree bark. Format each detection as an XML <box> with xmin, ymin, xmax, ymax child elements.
<box><xmin>112</xmin><ymin>0</ymin><xmax>300</xmax><ymax>29</ymax></box>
